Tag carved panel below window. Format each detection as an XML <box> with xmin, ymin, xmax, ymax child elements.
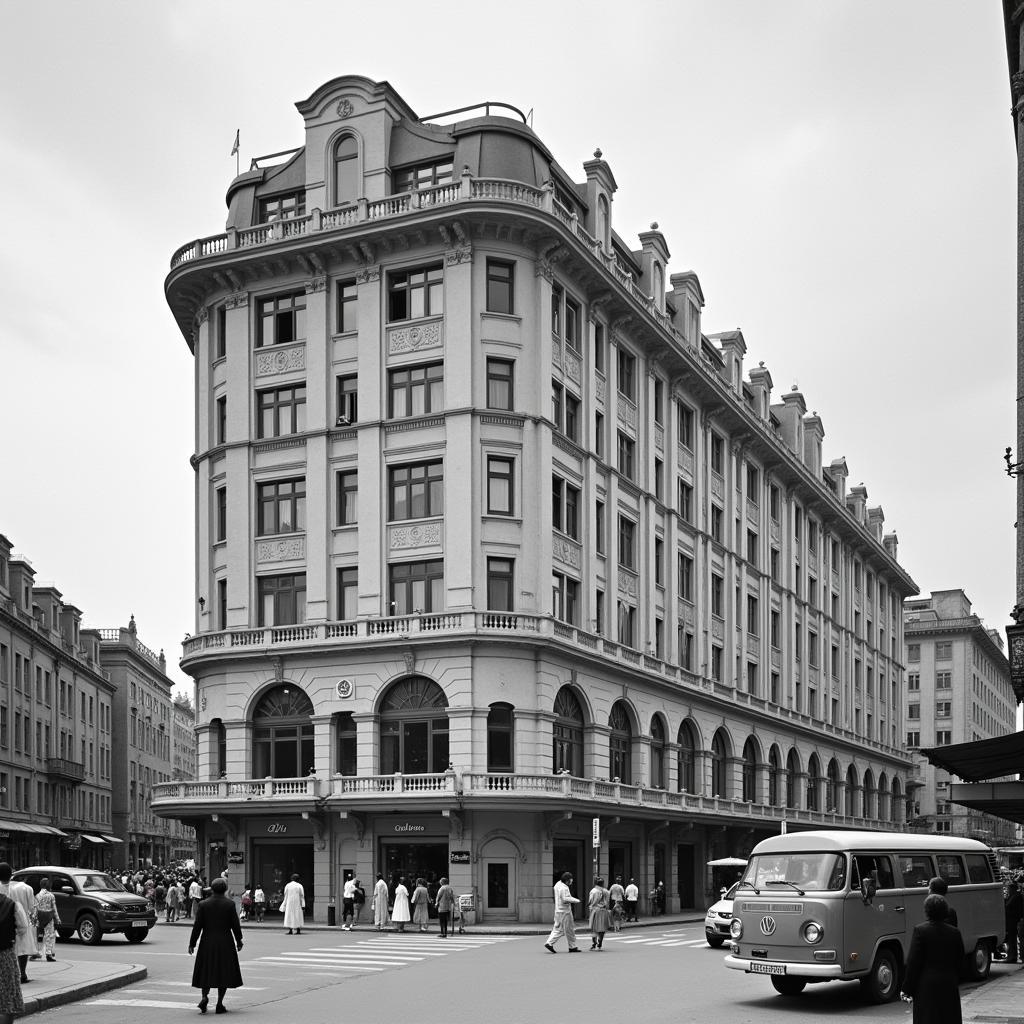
<box><xmin>387</xmin><ymin>319</ymin><xmax>443</xmax><ymax>356</ymax></box>
<box><xmin>552</xmin><ymin>535</ymin><xmax>581</xmax><ymax>569</ymax></box>
<box><xmin>617</xmin><ymin>395</ymin><xmax>638</xmax><ymax>432</ymax></box>
<box><xmin>388</xmin><ymin>521</ymin><xmax>443</xmax><ymax>553</ymax></box>
<box><xmin>617</xmin><ymin>568</ymin><xmax>638</xmax><ymax>598</ymax></box>
<box><xmin>256</xmin><ymin>537</ymin><xmax>305</xmax><ymax>563</ymax></box>
<box><xmin>255</xmin><ymin>344</ymin><xmax>306</xmax><ymax>377</ymax></box>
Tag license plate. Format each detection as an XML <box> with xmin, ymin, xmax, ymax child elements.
<box><xmin>749</xmin><ymin>962</ymin><xmax>786</xmax><ymax>976</ymax></box>
<box><xmin>132</xmin><ymin>920</ymin><xmax>148</xmax><ymax>928</ymax></box>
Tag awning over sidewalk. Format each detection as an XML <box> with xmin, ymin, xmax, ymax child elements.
<box><xmin>947</xmin><ymin>781</ymin><xmax>1024</xmax><ymax>827</ymax></box>
<box><xmin>0</xmin><ymin>819</ymin><xmax>64</xmax><ymax>835</ymax></box>
<box><xmin>79</xmin><ymin>834</ymin><xmax>107</xmax><ymax>844</ymax></box>
<box><xmin>919</xmin><ymin>732</ymin><xmax>1024</xmax><ymax>782</ymax></box>
<box><xmin>99</xmin><ymin>834</ymin><xmax>124</xmax><ymax>844</ymax></box>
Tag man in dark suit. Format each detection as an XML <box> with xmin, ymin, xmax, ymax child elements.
<box><xmin>900</xmin><ymin>893</ymin><xmax>964</xmax><ymax>1024</ymax></box>
<box><xmin>188</xmin><ymin>877</ymin><xmax>244</xmax><ymax>1014</ymax></box>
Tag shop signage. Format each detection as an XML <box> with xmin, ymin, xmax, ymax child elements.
<box><xmin>267</xmin><ymin>823</ymin><xmax>288</xmax><ymax>834</ymax></box>
<box><xmin>450</xmin><ymin>850</ymin><xmax>471</xmax><ymax>864</ymax></box>
<box><xmin>592</xmin><ymin>817</ymin><xmax>600</xmax><ymax>848</ymax></box>
<box><xmin>393</xmin><ymin>822</ymin><xmax>426</xmax><ymax>833</ymax></box>
<box><xmin>228</xmin><ymin>851</ymin><xmax>245</xmax><ymax>864</ymax></box>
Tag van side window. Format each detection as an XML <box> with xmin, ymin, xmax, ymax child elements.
<box><xmin>936</xmin><ymin>855</ymin><xmax>966</xmax><ymax>885</ymax></box>
<box><xmin>898</xmin><ymin>855</ymin><xmax>933</xmax><ymax>888</ymax></box>
<box><xmin>853</xmin><ymin>854</ymin><xmax>895</xmax><ymax>890</ymax></box>
<box><xmin>965</xmin><ymin>854</ymin><xmax>993</xmax><ymax>883</ymax></box>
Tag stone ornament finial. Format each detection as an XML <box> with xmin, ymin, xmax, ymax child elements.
<box><xmin>594</xmin><ymin>148</ymin><xmax>602</xmax><ymax>159</ymax></box>
<box><xmin>650</xmin><ymin>221</ymin><xmax>658</xmax><ymax>230</ymax></box>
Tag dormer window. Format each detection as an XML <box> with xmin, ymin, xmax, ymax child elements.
<box><xmin>393</xmin><ymin>158</ymin><xmax>454</xmax><ymax>193</ymax></box>
<box><xmin>334</xmin><ymin>135</ymin><xmax>359</xmax><ymax>205</ymax></box>
<box><xmin>258</xmin><ymin>191</ymin><xmax>306</xmax><ymax>223</ymax></box>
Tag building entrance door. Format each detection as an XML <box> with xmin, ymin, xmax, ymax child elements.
<box><xmin>251</xmin><ymin>841</ymin><xmax>314</xmax><ymax>918</ymax></box>
<box><xmin>481</xmin><ymin>836</ymin><xmax>518</xmax><ymax>920</ymax></box>
<box><xmin>552</xmin><ymin>840</ymin><xmax>585</xmax><ymax>918</ymax></box>
<box><xmin>608</xmin><ymin>841</ymin><xmax>631</xmax><ymax>889</ymax></box>
<box><xmin>380</xmin><ymin>841</ymin><xmax>449</xmax><ymax>915</ymax></box>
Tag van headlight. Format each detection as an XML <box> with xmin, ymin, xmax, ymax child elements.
<box><xmin>801</xmin><ymin>921</ymin><xmax>824</xmax><ymax>944</ymax></box>
<box><xmin>730</xmin><ymin>918</ymin><xmax>743</xmax><ymax>940</ymax></box>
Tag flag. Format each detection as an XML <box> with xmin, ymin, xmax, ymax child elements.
<box><xmin>230</xmin><ymin>129</ymin><xmax>240</xmax><ymax>157</ymax></box>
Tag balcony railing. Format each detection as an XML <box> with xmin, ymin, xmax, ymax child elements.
<box><xmin>46</xmin><ymin>757</ymin><xmax>86</xmax><ymax>783</ymax></box>
<box><xmin>152</xmin><ymin>775</ymin><xmax>320</xmax><ymax>803</ymax></box>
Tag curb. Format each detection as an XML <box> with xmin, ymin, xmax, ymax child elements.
<box><xmin>22</xmin><ymin>965</ymin><xmax>148</xmax><ymax>1016</ymax></box>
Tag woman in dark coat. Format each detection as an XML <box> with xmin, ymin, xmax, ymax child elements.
<box><xmin>188</xmin><ymin>877</ymin><xmax>244</xmax><ymax>1014</ymax></box>
<box><xmin>900</xmin><ymin>893</ymin><xmax>964</xmax><ymax>1024</ymax></box>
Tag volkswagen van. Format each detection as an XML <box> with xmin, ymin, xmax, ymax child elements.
<box><xmin>724</xmin><ymin>831</ymin><xmax>1003</xmax><ymax>1002</ymax></box>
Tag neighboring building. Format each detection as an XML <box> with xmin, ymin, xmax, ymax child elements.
<box><xmin>0</xmin><ymin>532</ymin><xmax>117</xmax><ymax>867</ymax></box>
<box><xmin>904</xmin><ymin>590</ymin><xmax>1016</xmax><ymax>845</ymax></box>
<box><xmin>99</xmin><ymin>618</ymin><xmax>196</xmax><ymax>867</ymax></box>
<box><xmin>156</xmin><ymin>75</ymin><xmax>918</xmax><ymax>922</ymax></box>
<box><xmin>168</xmin><ymin>693</ymin><xmax>198</xmax><ymax>861</ymax></box>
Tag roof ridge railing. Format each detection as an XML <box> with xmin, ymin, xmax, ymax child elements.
<box><xmin>249</xmin><ymin>147</ymin><xmax>303</xmax><ymax>171</ymax></box>
<box><xmin>419</xmin><ymin>100</ymin><xmax>528</xmax><ymax>125</ymax></box>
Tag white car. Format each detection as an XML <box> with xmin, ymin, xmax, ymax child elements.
<box><xmin>704</xmin><ymin>882</ymin><xmax>739</xmax><ymax>947</ymax></box>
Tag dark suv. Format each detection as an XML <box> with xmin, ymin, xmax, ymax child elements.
<box><xmin>13</xmin><ymin>866</ymin><xmax>156</xmax><ymax>944</ymax></box>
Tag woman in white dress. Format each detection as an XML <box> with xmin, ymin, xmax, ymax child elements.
<box><xmin>281</xmin><ymin>874</ymin><xmax>305</xmax><ymax>935</ymax></box>
<box><xmin>372</xmin><ymin>873</ymin><xmax>390</xmax><ymax>931</ymax></box>
<box><xmin>391</xmin><ymin>877</ymin><xmax>411</xmax><ymax>933</ymax></box>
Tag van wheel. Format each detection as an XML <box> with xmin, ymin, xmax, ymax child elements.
<box><xmin>861</xmin><ymin>948</ymin><xmax>899</xmax><ymax>1003</ymax></box>
<box><xmin>77</xmin><ymin>914</ymin><xmax>103</xmax><ymax>945</ymax></box>
<box><xmin>967</xmin><ymin>940</ymin><xmax>992</xmax><ymax>981</ymax></box>
<box><xmin>770</xmin><ymin>976</ymin><xmax>807</xmax><ymax>996</ymax></box>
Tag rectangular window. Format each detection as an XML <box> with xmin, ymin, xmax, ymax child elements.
<box><xmin>653</xmin><ymin>379</ymin><xmax>664</xmax><ymax>425</ymax></box>
<box><xmin>486</xmin><ymin>259</ymin><xmax>514</xmax><ymax>314</ymax></box>
<box><xmin>746</xmin><ymin>529</ymin><xmax>758</xmax><ymax>566</ymax></box>
<box><xmin>679</xmin><ymin>480</ymin><xmax>693</xmax><ymax>523</ymax></box>
<box><xmin>681</xmin><ymin>630</ymin><xmax>694</xmax><ymax>671</ymax></box>
<box><xmin>215</xmin><ymin>486</ymin><xmax>227</xmax><ymax>543</ymax></box>
<box><xmin>595</xmin><ymin>501</ymin><xmax>605</xmax><ymax>555</ymax></box>
<box><xmin>677</xmin><ymin>404</ymin><xmax>694</xmax><ymax>449</ymax></box>
<box><xmin>394</xmin><ymin>159</ymin><xmax>453</xmax><ymax>192</ymax></box>
<box><xmin>486</xmin><ymin>358</ymin><xmax>514</xmax><ymax>410</ymax></box>
<box><xmin>215</xmin><ymin>305</ymin><xmax>227</xmax><ymax>360</ymax></box>
<box><xmin>257</xmin><ymin>477</ymin><xmax>305</xmax><ymax>536</ymax></box>
<box><xmin>936</xmin><ymin>670</ymin><xmax>951</xmax><ymax>689</ymax></box>
<box><xmin>617</xmin><ymin>348</ymin><xmax>636</xmax><ymax>400</ymax></box>
<box><xmin>336</xmin><ymin>374</ymin><xmax>358</xmax><ymax>426</ymax></box>
<box><xmin>711</xmin><ymin>645</ymin><xmax>723</xmax><ymax>681</ymax></box>
<box><xmin>654</xmin><ymin>458</ymin><xmax>664</xmax><ymax>501</ymax></box>
<box><xmin>336</xmin><ymin>470</ymin><xmax>358</xmax><ymax>526</ymax></box>
<box><xmin>388</xmin><ymin>363</ymin><xmax>443</xmax><ymax>417</ymax></box>
<box><xmin>552</xmin><ymin>381</ymin><xmax>580</xmax><ymax>442</ymax></box>
<box><xmin>595</xmin><ymin>411</ymin><xmax>604</xmax><ymax>458</ymax></box>
<box><xmin>217</xmin><ymin>578</ymin><xmax>227</xmax><ymax>629</ymax></box>
<box><xmin>618</xmin><ymin>516</ymin><xmax>636</xmax><ymax>570</ymax></box>
<box><xmin>710</xmin><ymin>434</ymin><xmax>724</xmax><ymax>474</ymax></box>
<box><xmin>747</xmin><ymin>661</ymin><xmax>758</xmax><ymax>695</ymax></box>
<box><xmin>388</xmin><ymin>264</ymin><xmax>443</xmax><ymax>321</ymax></box>
<box><xmin>336</xmin><ymin>279</ymin><xmax>358</xmax><ymax>333</ymax></box>
<box><xmin>258</xmin><ymin>191</ymin><xmax>306</xmax><ymax>223</ymax></box>
<box><xmin>710</xmin><ymin>506</ymin><xmax>723</xmax><ymax>544</ymax></box>
<box><xmin>487</xmin><ymin>457</ymin><xmax>514</xmax><ymax>516</ymax></box>
<box><xmin>595</xmin><ymin>589</ymin><xmax>605</xmax><ymax>635</ymax></box>
<box><xmin>551</xmin><ymin>477</ymin><xmax>581</xmax><ymax>539</ymax></box>
<box><xmin>564</xmin><ymin>296</ymin><xmax>580</xmax><ymax>352</ymax></box>
<box><xmin>256</xmin><ymin>384</ymin><xmax>306</xmax><ymax>438</ymax></box>
<box><xmin>711</xmin><ymin>573</ymin><xmax>723</xmax><ymax>616</ymax></box>
<box><xmin>907</xmin><ymin>672</ymin><xmax>920</xmax><ymax>691</ymax></box>
<box><xmin>594</xmin><ymin>323</ymin><xmax>605</xmax><ymax>373</ymax></box>
<box><xmin>908</xmin><ymin>643</ymin><xmax>920</xmax><ymax>662</ymax></box>
<box><xmin>746</xmin><ymin>465</ymin><xmax>760</xmax><ymax>500</ymax></box>
<box><xmin>654</xmin><ymin>538</ymin><xmax>664</xmax><ymax>587</ymax></box>
<box><xmin>747</xmin><ymin>595</ymin><xmax>759</xmax><ymax>636</ymax></box>
<box><xmin>389</xmin><ymin>462</ymin><xmax>444</xmax><ymax>520</ymax></box>
<box><xmin>552</xmin><ymin>572</ymin><xmax>580</xmax><ymax>624</ymax></box>
<box><xmin>906</xmin><ymin>730</ymin><xmax>920</xmax><ymax>747</ymax></box>
<box><xmin>389</xmin><ymin>560</ymin><xmax>444</xmax><ymax>615</ymax></box>
<box><xmin>216</xmin><ymin>395</ymin><xmax>227</xmax><ymax>444</ymax></box>
<box><xmin>617</xmin><ymin>601</ymin><xmax>636</xmax><ymax>647</ymax></box>
<box><xmin>908</xmin><ymin>704</ymin><xmax>920</xmax><ymax>720</ymax></box>
<box><xmin>617</xmin><ymin>432</ymin><xmax>635</xmax><ymax>480</ymax></box>
<box><xmin>936</xmin><ymin>730</ymin><xmax>952</xmax><ymax>745</ymax></box>
<box><xmin>678</xmin><ymin>553</ymin><xmax>693</xmax><ymax>601</ymax></box>
<box><xmin>257</xmin><ymin>573</ymin><xmax>306</xmax><ymax>626</ymax></box>
<box><xmin>770</xmin><ymin>610</ymin><xmax>780</xmax><ymax>648</ymax></box>
<box><xmin>808</xmin><ymin>630</ymin><xmax>818</xmax><ymax>667</ymax></box>
<box><xmin>935</xmin><ymin>641</ymin><xmax>953</xmax><ymax>660</ymax></box>
<box><xmin>487</xmin><ymin>557</ymin><xmax>514</xmax><ymax>611</ymax></box>
<box><xmin>936</xmin><ymin>701</ymin><xmax>952</xmax><ymax>718</ymax></box>
<box><xmin>257</xmin><ymin>291</ymin><xmax>306</xmax><ymax>348</ymax></box>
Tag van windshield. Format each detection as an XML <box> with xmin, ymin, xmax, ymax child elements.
<box><xmin>745</xmin><ymin>852</ymin><xmax>847</xmax><ymax>892</ymax></box>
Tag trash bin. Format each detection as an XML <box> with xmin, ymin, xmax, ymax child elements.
<box><xmin>328</xmin><ymin>899</ymin><xmax>336</xmax><ymax>927</ymax></box>
<box><xmin>457</xmin><ymin>894</ymin><xmax>475</xmax><ymax>933</ymax></box>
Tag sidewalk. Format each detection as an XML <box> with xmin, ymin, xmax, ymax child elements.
<box><xmin>962</xmin><ymin>961</ymin><xmax>1024</xmax><ymax>1022</ymax></box>
<box><xmin>18</xmin><ymin>956</ymin><xmax>146</xmax><ymax>1016</ymax></box>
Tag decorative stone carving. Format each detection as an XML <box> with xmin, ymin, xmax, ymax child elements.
<box><xmin>256</xmin><ymin>537</ymin><xmax>305</xmax><ymax>562</ymax></box>
<box><xmin>256</xmin><ymin>344</ymin><xmax>305</xmax><ymax>376</ymax></box>
<box><xmin>445</xmin><ymin>246</ymin><xmax>472</xmax><ymax>265</ymax></box>
<box><xmin>617</xmin><ymin>396</ymin><xmax>638</xmax><ymax>431</ymax></box>
<box><xmin>535</xmin><ymin>258</ymin><xmax>555</xmax><ymax>282</ymax></box>
<box><xmin>225</xmin><ymin>291</ymin><xmax>249</xmax><ymax>309</ymax></box>
<box><xmin>387</xmin><ymin>320</ymin><xmax>443</xmax><ymax>355</ymax></box>
<box><xmin>770</xmin><ymin>520</ymin><xmax>780</xmax><ymax>543</ymax></box>
<box><xmin>196</xmin><ymin>306</ymin><xmax>209</xmax><ymax>325</ymax></box>
<box><xmin>389</xmin><ymin>522</ymin><xmax>442</xmax><ymax>550</ymax></box>
<box><xmin>710</xmin><ymin>474</ymin><xmax>724</xmax><ymax>500</ymax></box>
<box><xmin>403</xmin><ymin>650</ymin><xmax>416</xmax><ymax>674</ymax></box>
<box><xmin>679</xmin><ymin>600</ymin><xmax>695</xmax><ymax>626</ymax></box>
<box><xmin>304</xmin><ymin>276</ymin><xmax>327</xmax><ymax>293</ymax></box>
<box><xmin>678</xmin><ymin>447</ymin><xmax>694</xmax><ymax>476</ymax></box>
<box><xmin>711</xmin><ymin>616</ymin><xmax>725</xmax><ymax>641</ymax></box>
<box><xmin>595</xmin><ymin>375</ymin><xmax>606</xmax><ymax>404</ymax></box>
<box><xmin>356</xmin><ymin>265</ymin><xmax>381</xmax><ymax>284</ymax></box>
<box><xmin>617</xmin><ymin>570</ymin><xmax>638</xmax><ymax>598</ymax></box>
<box><xmin>563</xmin><ymin>348</ymin><xmax>582</xmax><ymax>385</ymax></box>
<box><xmin>337</xmin><ymin>98</ymin><xmax>354</xmax><ymax>118</ymax></box>
<box><xmin>654</xmin><ymin>423</ymin><xmax>664</xmax><ymax>452</ymax></box>
<box><xmin>552</xmin><ymin>536</ymin><xmax>581</xmax><ymax>569</ymax></box>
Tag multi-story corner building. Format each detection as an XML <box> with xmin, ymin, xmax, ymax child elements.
<box><xmin>155</xmin><ymin>75</ymin><xmax>918</xmax><ymax>923</ymax></box>
<box><xmin>903</xmin><ymin>590</ymin><xmax>1016</xmax><ymax>844</ymax></box>
<box><xmin>99</xmin><ymin>619</ymin><xmax>196</xmax><ymax>867</ymax></box>
<box><xmin>0</xmin><ymin>532</ymin><xmax>117</xmax><ymax>867</ymax></box>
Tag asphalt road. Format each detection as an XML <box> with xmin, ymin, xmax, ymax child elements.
<box><xmin>49</xmin><ymin>919</ymin><xmax>996</xmax><ymax>1024</ymax></box>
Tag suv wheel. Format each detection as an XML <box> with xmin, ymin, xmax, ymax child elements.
<box><xmin>77</xmin><ymin>914</ymin><xmax>103</xmax><ymax>945</ymax></box>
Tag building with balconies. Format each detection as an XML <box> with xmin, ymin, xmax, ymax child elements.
<box><xmin>155</xmin><ymin>75</ymin><xmax>919</xmax><ymax>922</ymax></box>
<box><xmin>99</xmin><ymin>618</ymin><xmax>196</xmax><ymax>866</ymax></box>
<box><xmin>0</xmin><ymin>532</ymin><xmax>117</xmax><ymax>866</ymax></box>
<box><xmin>903</xmin><ymin>590</ymin><xmax>1016</xmax><ymax>844</ymax></box>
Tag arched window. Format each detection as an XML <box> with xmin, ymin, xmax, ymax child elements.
<box><xmin>334</xmin><ymin>135</ymin><xmax>359</xmax><ymax>205</ymax></box>
<box><xmin>380</xmin><ymin>676</ymin><xmax>448</xmax><ymax>774</ymax></box>
<box><xmin>711</xmin><ymin>728</ymin><xmax>730</xmax><ymax>799</ymax></box>
<box><xmin>806</xmin><ymin>753</ymin><xmax>821</xmax><ymax>811</ymax></box>
<box><xmin>891</xmin><ymin>778</ymin><xmax>903</xmax><ymax>824</ymax></box>
<box><xmin>649</xmin><ymin>716</ymin><xmax>666</xmax><ymax>789</ymax></box>
<box><xmin>741</xmin><ymin>737</ymin><xmax>758</xmax><ymax>803</ymax></box>
<box><xmin>252</xmin><ymin>685</ymin><xmax>314</xmax><ymax>778</ymax></box>
<box><xmin>609</xmin><ymin>702</ymin><xmax>632</xmax><ymax>784</ymax></box>
<box><xmin>552</xmin><ymin>687</ymin><xmax>584</xmax><ymax>776</ymax></box>
<box><xmin>487</xmin><ymin>703</ymin><xmax>514</xmax><ymax>772</ymax></box>
<box><xmin>863</xmin><ymin>768</ymin><xmax>875</xmax><ymax>819</ymax></box>
<box><xmin>827</xmin><ymin>758</ymin><xmax>841</xmax><ymax>812</ymax></box>
<box><xmin>877</xmin><ymin>772</ymin><xmax>889</xmax><ymax>821</ymax></box>
<box><xmin>785</xmin><ymin>748</ymin><xmax>800</xmax><ymax>808</ymax></box>
<box><xmin>768</xmin><ymin>745</ymin><xmax>781</xmax><ymax>806</ymax></box>
<box><xmin>677</xmin><ymin>720</ymin><xmax>697</xmax><ymax>793</ymax></box>
<box><xmin>334</xmin><ymin>711</ymin><xmax>356</xmax><ymax>776</ymax></box>
<box><xmin>846</xmin><ymin>764</ymin><xmax>858</xmax><ymax>816</ymax></box>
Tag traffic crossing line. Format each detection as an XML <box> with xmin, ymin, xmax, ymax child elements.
<box><xmin>602</xmin><ymin>930</ymin><xmax>718</xmax><ymax>948</ymax></box>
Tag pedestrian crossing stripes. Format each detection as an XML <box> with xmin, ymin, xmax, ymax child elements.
<box><xmin>602</xmin><ymin>931</ymin><xmax>716</xmax><ymax>948</ymax></box>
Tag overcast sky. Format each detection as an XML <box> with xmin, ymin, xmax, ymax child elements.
<box><xmin>0</xmin><ymin>1</ymin><xmax>1015</xmax><ymax>701</ymax></box>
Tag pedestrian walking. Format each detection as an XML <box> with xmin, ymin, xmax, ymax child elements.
<box><xmin>372</xmin><ymin>873</ymin><xmax>390</xmax><ymax>931</ymax></box>
<box><xmin>411</xmin><ymin>878</ymin><xmax>431</xmax><ymax>932</ymax></box>
<box><xmin>32</xmin><ymin>879</ymin><xmax>60</xmax><ymax>962</ymax></box>
<box><xmin>167</xmin><ymin>880</ymin><xmax>182</xmax><ymax>923</ymax></box>
<box><xmin>1002</xmin><ymin>875</ymin><xmax>1023</xmax><ymax>962</ymax></box>
<box><xmin>0</xmin><ymin>864</ymin><xmax>35</xmax><ymax>984</ymax></box>
<box><xmin>608</xmin><ymin>876</ymin><xmax>625</xmax><ymax>932</ymax></box>
<box><xmin>281</xmin><ymin>875</ymin><xmax>306</xmax><ymax>935</ymax></box>
<box><xmin>239</xmin><ymin>887</ymin><xmax>253</xmax><ymax>922</ymax></box>
<box><xmin>392</xmin><ymin>877</ymin><xmax>411</xmax><ymax>932</ymax></box>
<box><xmin>588</xmin><ymin>877</ymin><xmax>611</xmax><ymax>950</ymax></box>
<box><xmin>188</xmin><ymin>877</ymin><xmax>203</xmax><ymax>919</ymax></box>
<box><xmin>188</xmin><ymin>877</ymin><xmax>244</xmax><ymax>1015</ymax></box>
<box><xmin>434</xmin><ymin>878</ymin><xmax>456</xmax><ymax>938</ymax></box>
<box><xmin>352</xmin><ymin>879</ymin><xmax>366</xmax><ymax>925</ymax></box>
<box><xmin>342</xmin><ymin>876</ymin><xmax>357</xmax><ymax>930</ymax></box>
<box><xmin>624</xmin><ymin>878</ymin><xmax>639</xmax><ymax>922</ymax></box>
<box><xmin>544</xmin><ymin>871</ymin><xmax>581</xmax><ymax>953</ymax></box>
<box><xmin>900</xmin><ymin>893</ymin><xmax>964</xmax><ymax>1024</ymax></box>
<box><xmin>253</xmin><ymin>883</ymin><xmax>266</xmax><ymax>923</ymax></box>
<box><xmin>0</xmin><ymin>890</ymin><xmax>29</xmax><ymax>1024</ymax></box>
